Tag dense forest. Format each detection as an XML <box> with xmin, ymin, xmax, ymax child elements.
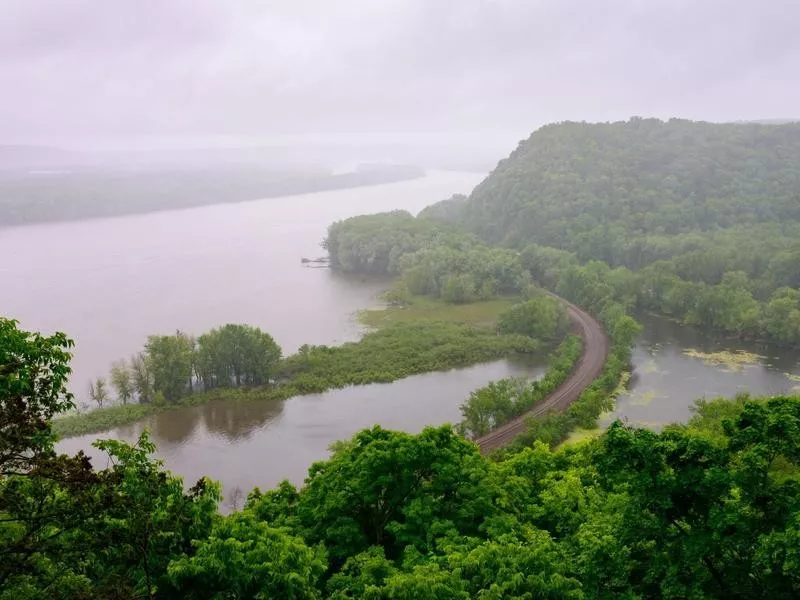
<box><xmin>368</xmin><ymin>119</ymin><xmax>800</xmax><ymax>344</ymax></box>
<box><xmin>3</xmin><ymin>317</ymin><xmax>800</xmax><ymax>599</ymax></box>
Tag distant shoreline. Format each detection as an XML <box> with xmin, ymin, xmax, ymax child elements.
<box><xmin>0</xmin><ymin>164</ymin><xmax>426</xmax><ymax>228</ymax></box>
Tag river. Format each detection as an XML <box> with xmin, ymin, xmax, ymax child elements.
<box><xmin>0</xmin><ymin>170</ymin><xmax>484</xmax><ymax>389</ymax></box>
<box><xmin>2</xmin><ymin>169</ymin><xmax>543</xmax><ymax>504</ymax></box>
<box><xmin>5</xmin><ymin>169</ymin><xmax>800</xmax><ymax>505</ymax></box>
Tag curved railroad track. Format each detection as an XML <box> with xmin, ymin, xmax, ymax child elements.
<box><xmin>475</xmin><ymin>295</ymin><xmax>610</xmax><ymax>453</ymax></box>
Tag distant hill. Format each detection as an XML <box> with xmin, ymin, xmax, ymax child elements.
<box><xmin>732</xmin><ymin>118</ymin><xmax>800</xmax><ymax>125</ymax></box>
<box><xmin>441</xmin><ymin>118</ymin><xmax>800</xmax><ymax>257</ymax></box>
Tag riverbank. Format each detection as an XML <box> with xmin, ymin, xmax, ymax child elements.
<box><xmin>53</xmin><ymin>296</ymin><xmax>540</xmax><ymax>439</ymax></box>
<box><xmin>0</xmin><ymin>164</ymin><xmax>427</xmax><ymax>228</ymax></box>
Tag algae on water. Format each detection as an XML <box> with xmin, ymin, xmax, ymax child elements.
<box><xmin>682</xmin><ymin>348</ymin><xmax>763</xmax><ymax>372</ymax></box>
<box><xmin>626</xmin><ymin>389</ymin><xmax>664</xmax><ymax>407</ymax></box>
<box><xmin>638</xmin><ymin>359</ymin><xmax>664</xmax><ymax>375</ymax></box>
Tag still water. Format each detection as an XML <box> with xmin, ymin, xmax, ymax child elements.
<box><xmin>59</xmin><ymin>358</ymin><xmax>545</xmax><ymax>508</ymax></box>
<box><xmin>56</xmin><ymin>310</ymin><xmax>800</xmax><ymax>505</ymax></box>
<box><xmin>0</xmin><ymin>170</ymin><xmax>484</xmax><ymax>389</ymax></box>
<box><xmin>611</xmin><ymin>313</ymin><xmax>800</xmax><ymax>428</ymax></box>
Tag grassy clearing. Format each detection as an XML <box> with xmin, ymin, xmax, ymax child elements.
<box><xmin>358</xmin><ymin>295</ymin><xmax>516</xmax><ymax>329</ymax></box>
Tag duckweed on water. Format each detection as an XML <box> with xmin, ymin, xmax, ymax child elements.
<box><xmin>626</xmin><ymin>389</ymin><xmax>664</xmax><ymax>407</ymax></box>
<box><xmin>638</xmin><ymin>359</ymin><xmax>663</xmax><ymax>375</ymax></box>
<box><xmin>682</xmin><ymin>348</ymin><xmax>763</xmax><ymax>372</ymax></box>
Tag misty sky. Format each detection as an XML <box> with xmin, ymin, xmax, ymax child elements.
<box><xmin>2</xmin><ymin>0</ymin><xmax>799</xmax><ymax>149</ymax></box>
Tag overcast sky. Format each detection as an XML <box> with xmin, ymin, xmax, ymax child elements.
<box><xmin>2</xmin><ymin>0</ymin><xmax>799</xmax><ymax>149</ymax></box>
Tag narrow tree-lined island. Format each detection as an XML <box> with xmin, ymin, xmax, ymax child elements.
<box><xmin>4</xmin><ymin>119</ymin><xmax>800</xmax><ymax>598</ymax></box>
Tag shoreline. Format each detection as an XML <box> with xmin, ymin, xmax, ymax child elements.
<box><xmin>53</xmin><ymin>295</ymin><xmax>547</xmax><ymax>439</ymax></box>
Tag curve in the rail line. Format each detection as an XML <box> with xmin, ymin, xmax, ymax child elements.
<box><xmin>475</xmin><ymin>296</ymin><xmax>610</xmax><ymax>453</ymax></box>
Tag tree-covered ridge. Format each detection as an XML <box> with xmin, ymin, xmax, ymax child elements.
<box><xmin>417</xmin><ymin>119</ymin><xmax>800</xmax><ymax>345</ymax></box>
<box><xmin>3</xmin><ymin>318</ymin><xmax>800</xmax><ymax>598</ymax></box>
<box><xmin>461</xmin><ymin>118</ymin><xmax>800</xmax><ymax>246</ymax></box>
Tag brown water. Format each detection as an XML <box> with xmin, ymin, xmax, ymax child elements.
<box><xmin>58</xmin><ymin>357</ymin><xmax>546</xmax><ymax>508</ymax></box>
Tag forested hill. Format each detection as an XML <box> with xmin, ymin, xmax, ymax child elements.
<box><xmin>457</xmin><ymin>118</ymin><xmax>800</xmax><ymax>251</ymax></box>
<box><xmin>416</xmin><ymin>118</ymin><xmax>800</xmax><ymax>344</ymax></box>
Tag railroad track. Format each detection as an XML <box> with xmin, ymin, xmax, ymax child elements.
<box><xmin>475</xmin><ymin>295</ymin><xmax>610</xmax><ymax>453</ymax></box>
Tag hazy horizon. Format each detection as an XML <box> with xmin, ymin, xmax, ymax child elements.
<box><xmin>3</xmin><ymin>0</ymin><xmax>799</xmax><ymax>155</ymax></box>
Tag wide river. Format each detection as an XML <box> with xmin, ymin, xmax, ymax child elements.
<box><xmin>3</xmin><ymin>170</ymin><xmax>799</xmax><ymax>507</ymax></box>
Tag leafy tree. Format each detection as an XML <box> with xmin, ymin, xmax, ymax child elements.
<box><xmin>167</xmin><ymin>512</ymin><xmax>325</xmax><ymax>600</ymax></box>
<box><xmin>296</xmin><ymin>426</ymin><xmax>496</xmax><ymax>564</ymax></box>
<box><xmin>195</xmin><ymin>324</ymin><xmax>281</xmax><ymax>390</ymax></box>
<box><xmin>594</xmin><ymin>398</ymin><xmax>800</xmax><ymax>598</ymax></box>
<box><xmin>110</xmin><ymin>360</ymin><xmax>134</xmax><ymax>404</ymax></box>
<box><xmin>383</xmin><ymin>282</ymin><xmax>412</xmax><ymax>306</ymax></box>
<box><xmin>145</xmin><ymin>332</ymin><xmax>193</xmax><ymax>403</ymax></box>
<box><xmin>0</xmin><ymin>317</ymin><xmax>75</xmax><ymax>474</ymax></box>
<box><xmin>0</xmin><ymin>319</ymin><xmax>98</xmax><ymax>594</ymax></box>
<box><xmin>86</xmin><ymin>433</ymin><xmax>221</xmax><ymax>599</ymax></box>
<box><xmin>440</xmin><ymin>273</ymin><xmax>477</xmax><ymax>304</ymax></box>
<box><xmin>130</xmin><ymin>352</ymin><xmax>154</xmax><ymax>404</ymax></box>
<box><xmin>498</xmin><ymin>295</ymin><xmax>569</xmax><ymax>341</ymax></box>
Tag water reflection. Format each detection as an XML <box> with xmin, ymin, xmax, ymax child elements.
<box><xmin>58</xmin><ymin>358</ymin><xmax>546</xmax><ymax>498</ymax></box>
<box><xmin>199</xmin><ymin>399</ymin><xmax>284</xmax><ymax>442</ymax></box>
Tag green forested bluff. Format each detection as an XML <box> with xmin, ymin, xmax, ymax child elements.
<box><xmin>448</xmin><ymin>118</ymin><xmax>800</xmax><ymax>344</ymax></box>
<box><xmin>3</xmin><ymin>317</ymin><xmax>800</xmax><ymax>599</ymax></box>
<box><xmin>330</xmin><ymin>119</ymin><xmax>800</xmax><ymax>344</ymax></box>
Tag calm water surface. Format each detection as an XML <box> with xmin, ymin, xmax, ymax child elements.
<box><xmin>611</xmin><ymin>313</ymin><xmax>800</xmax><ymax>428</ymax></box>
<box><xmin>1</xmin><ymin>170</ymin><xmax>484</xmax><ymax>388</ymax></box>
<box><xmin>59</xmin><ymin>358</ymin><xmax>545</xmax><ymax>508</ymax></box>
